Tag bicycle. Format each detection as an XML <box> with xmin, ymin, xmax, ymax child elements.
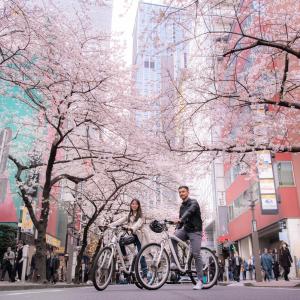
<box><xmin>134</xmin><ymin>219</ymin><xmax>219</xmax><ymax>290</ymax></box>
<box><xmin>91</xmin><ymin>225</ymin><xmax>144</xmax><ymax>291</ymax></box>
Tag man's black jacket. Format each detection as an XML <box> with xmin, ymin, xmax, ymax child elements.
<box><xmin>178</xmin><ymin>198</ymin><xmax>202</xmax><ymax>233</ymax></box>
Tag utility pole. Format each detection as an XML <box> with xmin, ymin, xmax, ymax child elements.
<box><xmin>66</xmin><ymin>183</ymin><xmax>78</xmax><ymax>283</ymax></box>
<box><xmin>249</xmin><ymin>191</ymin><xmax>262</xmax><ymax>282</ymax></box>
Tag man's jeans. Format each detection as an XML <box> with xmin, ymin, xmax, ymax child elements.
<box><xmin>171</xmin><ymin>228</ymin><xmax>203</xmax><ymax>279</ymax></box>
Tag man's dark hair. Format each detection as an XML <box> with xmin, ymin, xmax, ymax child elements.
<box><xmin>178</xmin><ymin>186</ymin><xmax>189</xmax><ymax>191</ymax></box>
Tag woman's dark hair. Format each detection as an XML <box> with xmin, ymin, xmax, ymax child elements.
<box><xmin>128</xmin><ymin>199</ymin><xmax>143</xmax><ymax>222</ymax></box>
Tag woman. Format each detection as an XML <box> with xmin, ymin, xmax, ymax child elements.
<box><xmin>279</xmin><ymin>242</ymin><xmax>293</xmax><ymax>281</ymax></box>
<box><xmin>110</xmin><ymin>199</ymin><xmax>149</xmax><ymax>277</ymax></box>
<box><xmin>248</xmin><ymin>257</ymin><xmax>254</xmax><ymax>280</ymax></box>
<box><xmin>242</xmin><ymin>259</ymin><xmax>248</xmax><ymax>280</ymax></box>
<box><xmin>272</xmin><ymin>248</ymin><xmax>280</xmax><ymax>281</ymax></box>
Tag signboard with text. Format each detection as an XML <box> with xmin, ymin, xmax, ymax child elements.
<box><xmin>257</xmin><ymin>151</ymin><xmax>278</xmax><ymax>215</ymax></box>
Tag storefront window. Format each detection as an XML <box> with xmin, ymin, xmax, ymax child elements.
<box><xmin>277</xmin><ymin>162</ymin><xmax>295</xmax><ymax>186</ymax></box>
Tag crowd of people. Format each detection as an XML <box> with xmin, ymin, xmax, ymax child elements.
<box><xmin>1</xmin><ymin>240</ymin><xmax>26</xmax><ymax>282</ymax></box>
<box><xmin>217</xmin><ymin>241</ymin><xmax>294</xmax><ymax>282</ymax></box>
<box><xmin>0</xmin><ymin>241</ymin><xmax>67</xmax><ymax>283</ymax></box>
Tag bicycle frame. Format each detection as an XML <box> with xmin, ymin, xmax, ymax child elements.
<box><xmin>105</xmin><ymin>227</ymin><xmax>134</xmax><ymax>275</ymax></box>
<box><xmin>157</xmin><ymin>230</ymin><xmax>191</xmax><ymax>273</ymax></box>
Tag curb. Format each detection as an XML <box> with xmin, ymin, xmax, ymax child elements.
<box><xmin>244</xmin><ymin>282</ymin><xmax>300</xmax><ymax>288</ymax></box>
<box><xmin>0</xmin><ymin>283</ymin><xmax>92</xmax><ymax>291</ymax></box>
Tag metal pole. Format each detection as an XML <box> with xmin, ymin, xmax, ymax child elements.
<box><xmin>66</xmin><ymin>183</ymin><xmax>78</xmax><ymax>283</ymax></box>
<box><xmin>249</xmin><ymin>193</ymin><xmax>262</xmax><ymax>282</ymax></box>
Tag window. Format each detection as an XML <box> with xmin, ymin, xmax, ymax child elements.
<box><xmin>150</xmin><ymin>61</ymin><xmax>155</xmax><ymax>69</ymax></box>
<box><xmin>144</xmin><ymin>61</ymin><xmax>149</xmax><ymax>68</ymax></box>
<box><xmin>228</xmin><ymin>183</ymin><xmax>259</xmax><ymax>221</ymax></box>
<box><xmin>277</xmin><ymin>162</ymin><xmax>295</xmax><ymax>186</ymax></box>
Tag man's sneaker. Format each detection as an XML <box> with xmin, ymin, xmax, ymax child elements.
<box><xmin>193</xmin><ymin>280</ymin><xmax>203</xmax><ymax>290</ymax></box>
<box><xmin>170</xmin><ymin>263</ymin><xmax>178</xmax><ymax>271</ymax></box>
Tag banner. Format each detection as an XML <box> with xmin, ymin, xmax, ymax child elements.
<box><xmin>257</xmin><ymin>151</ymin><xmax>278</xmax><ymax>215</ymax></box>
<box><xmin>20</xmin><ymin>206</ymin><xmax>34</xmax><ymax>233</ymax></box>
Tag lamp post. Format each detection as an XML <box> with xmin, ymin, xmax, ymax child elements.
<box><xmin>249</xmin><ymin>191</ymin><xmax>262</xmax><ymax>282</ymax></box>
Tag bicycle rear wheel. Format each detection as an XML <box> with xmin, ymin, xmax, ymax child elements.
<box><xmin>92</xmin><ymin>246</ymin><xmax>114</xmax><ymax>291</ymax></box>
<box><xmin>187</xmin><ymin>247</ymin><xmax>218</xmax><ymax>289</ymax></box>
<box><xmin>134</xmin><ymin>243</ymin><xmax>170</xmax><ymax>290</ymax></box>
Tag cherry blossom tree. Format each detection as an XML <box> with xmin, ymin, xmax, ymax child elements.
<box><xmin>158</xmin><ymin>0</ymin><xmax>300</xmax><ymax>168</ymax></box>
<box><xmin>0</xmin><ymin>0</ymin><xmax>152</xmax><ymax>281</ymax></box>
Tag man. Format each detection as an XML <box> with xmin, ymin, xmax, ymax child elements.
<box><xmin>47</xmin><ymin>249</ymin><xmax>60</xmax><ymax>284</ymax></box>
<box><xmin>172</xmin><ymin>186</ymin><xmax>203</xmax><ymax>290</ymax></box>
<box><xmin>261</xmin><ymin>248</ymin><xmax>273</xmax><ymax>281</ymax></box>
<box><xmin>1</xmin><ymin>247</ymin><xmax>15</xmax><ymax>281</ymax></box>
<box><xmin>15</xmin><ymin>241</ymin><xmax>24</xmax><ymax>281</ymax></box>
<box><xmin>232</xmin><ymin>252</ymin><xmax>242</xmax><ymax>282</ymax></box>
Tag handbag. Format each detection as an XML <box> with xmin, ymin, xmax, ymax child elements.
<box><xmin>119</xmin><ymin>234</ymin><xmax>136</xmax><ymax>246</ymax></box>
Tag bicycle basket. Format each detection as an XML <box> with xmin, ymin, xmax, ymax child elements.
<box><xmin>149</xmin><ymin>220</ymin><xmax>164</xmax><ymax>233</ymax></box>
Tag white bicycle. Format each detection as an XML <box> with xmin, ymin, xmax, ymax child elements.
<box><xmin>134</xmin><ymin>220</ymin><xmax>218</xmax><ymax>290</ymax></box>
<box><xmin>92</xmin><ymin>225</ymin><xmax>143</xmax><ymax>291</ymax></box>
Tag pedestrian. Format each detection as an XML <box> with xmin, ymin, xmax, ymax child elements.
<box><xmin>272</xmin><ymin>248</ymin><xmax>280</xmax><ymax>281</ymax></box>
<box><xmin>279</xmin><ymin>241</ymin><xmax>293</xmax><ymax>281</ymax></box>
<box><xmin>46</xmin><ymin>248</ymin><xmax>60</xmax><ymax>283</ymax></box>
<box><xmin>1</xmin><ymin>247</ymin><xmax>15</xmax><ymax>282</ymax></box>
<box><xmin>261</xmin><ymin>248</ymin><xmax>273</xmax><ymax>281</ymax></box>
<box><xmin>248</xmin><ymin>257</ymin><xmax>254</xmax><ymax>280</ymax></box>
<box><xmin>232</xmin><ymin>252</ymin><xmax>242</xmax><ymax>282</ymax></box>
<box><xmin>242</xmin><ymin>259</ymin><xmax>248</xmax><ymax>280</ymax></box>
<box><xmin>15</xmin><ymin>240</ymin><xmax>24</xmax><ymax>281</ymax></box>
<box><xmin>218</xmin><ymin>259</ymin><xmax>225</xmax><ymax>282</ymax></box>
<box><xmin>228</xmin><ymin>256</ymin><xmax>234</xmax><ymax>281</ymax></box>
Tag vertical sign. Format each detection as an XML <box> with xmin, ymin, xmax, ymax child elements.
<box><xmin>257</xmin><ymin>151</ymin><xmax>278</xmax><ymax>215</ymax></box>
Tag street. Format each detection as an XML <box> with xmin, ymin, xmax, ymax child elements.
<box><xmin>0</xmin><ymin>285</ymin><xmax>298</xmax><ymax>300</ymax></box>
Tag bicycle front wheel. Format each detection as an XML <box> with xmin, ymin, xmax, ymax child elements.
<box><xmin>187</xmin><ymin>247</ymin><xmax>219</xmax><ymax>289</ymax></box>
<box><xmin>135</xmin><ymin>243</ymin><xmax>170</xmax><ymax>290</ymax></box>
<box><xmin>92</xmin><ymin>246</ymin><xmax>114</xmax><ymax>291</ymax></box>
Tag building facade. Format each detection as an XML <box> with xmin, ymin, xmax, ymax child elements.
<box><xmin>132</xmin><ymin>1</ymin><xmax>189</xmax><ymax>210</ymax></box>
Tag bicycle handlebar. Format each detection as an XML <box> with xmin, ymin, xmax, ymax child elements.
<box><xmin>99</xmin><ymin>224</ymin><xmax>132</xmax><ymax>233</ymax></box>
<box><xmin>164</xmin><ymin>219</ymin><xmax>176</xmax><ymax>225</ymax></box>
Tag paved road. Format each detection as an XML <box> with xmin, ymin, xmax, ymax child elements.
<box><xmin>0</xmin><ymin>284</ymin><xmax>298</xmax><ymax>300</ymax></box>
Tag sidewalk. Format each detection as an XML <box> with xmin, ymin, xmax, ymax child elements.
<box><xmin>0</xmin><ymin>281</ymin><xmax>92</xmax><ymax>291</ymax></box>
<box><xmin>219</xmin><ymin>279</ymin><xmax>300</xmax><ymax>288</ymax></box>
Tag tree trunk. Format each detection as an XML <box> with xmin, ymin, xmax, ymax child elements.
<box><xmin>34</xmin><ymin>226</ymin><xmax>47</xmax><ymax>282</ymax></box>
<box><xmin>74</xmin><ymin>226</ymin><xmax>89</xmax><ymax>283</ymax></box>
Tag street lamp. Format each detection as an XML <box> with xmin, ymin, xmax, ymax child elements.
<box><xmin>249</xmin><ymin>191</ymin><xmax>262</xmax><ymax>282</ymax></box>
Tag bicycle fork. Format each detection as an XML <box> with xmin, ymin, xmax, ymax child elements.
<box><xmin>99</xmin><ymin>246</ymin><xmax>115</xmax><ymax>270</ymax></box>
<box><xmin>151</xmin><ymin>240</ymin><xmax>167</xmax><ymax>269</ymax></box>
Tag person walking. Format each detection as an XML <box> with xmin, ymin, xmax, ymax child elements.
<box><xmin>242</xmin><ymin>259</ymin><xmax>248</xmax><ymax>280</ymax></box>
<box><xmin>248</xmin><ymin>257</ymin><xmax>254</xmax><ymax>280</ymax></box>
<box><xmin>261</xmin><ymin>248</ymin><xmax>273</xmax><ymax>281</ymax></box>
<box><xmin>272</xmin><ymin>248</ymin><xmax>280</xmax><ymax>281</ymax></box>
<box><xmin>46</xmin><ymin>249</ymin><xmax>60</xmax><ymax>284</ymax></box>
<box><xmin>15</xmin><ymin>241</ymin><xmax>24</xmax><ymax>281</ymax></box>
<box><xmin>218</xmin><ymin>259</ymin><xmax>225</xmax><ymax>282</ymax></box>
<box><xmin>232</xmin><ymin>252</ymin><xmax>242</xmax><ymax>282</ymax></box>
<box><xmin>171</xmin><ymin>186</ymin><xmax>204</xmax><ymax>290</ymax></box>
<box><xmin>228</xmin><ymin>256</ymin><xmax>234</xmax><ymax>281</ymax></box>
<box><xmin>279</xmin><ymin>242</ymin><xmax>293</xmax><ymax>281</ymax></box>
<box><xmin>1</xmin><ymin>247</ymin><xmax>15</xmax><ymax>282</ymax></box>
